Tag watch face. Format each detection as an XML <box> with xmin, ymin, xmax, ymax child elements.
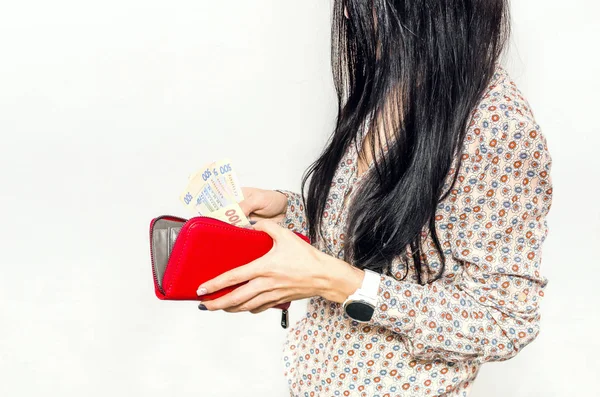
<box><xmin>345</xmin><ymin>301</ymin><xmax>375</xmax><ymax>322</ymax></box>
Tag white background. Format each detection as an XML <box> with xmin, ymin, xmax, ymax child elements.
<box><xmin>0</xmin><ymin>1</ymin><xmax>598</xmax><ymax>396</ymax></box>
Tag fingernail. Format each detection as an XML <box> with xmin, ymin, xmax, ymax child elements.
<box><xmin>198</xmin><ymin>303</ymin><xmax>207</xmax><ymax>311</ymax></box>
<box><xmin>197</xmin><ymin>287</ymin><xmax>207</xmax><ymax>296</ymax></box>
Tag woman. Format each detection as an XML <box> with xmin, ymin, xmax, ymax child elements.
<box><xmin>196</xmin><ymin>1</ymin><xmax>553</xmax><ymax>396</ymax></box>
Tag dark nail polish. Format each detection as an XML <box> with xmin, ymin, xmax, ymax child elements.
<box><xmin>198</xmin><ymin>303</ymin><xmax>207</xmax><ymax>311</ymax></box>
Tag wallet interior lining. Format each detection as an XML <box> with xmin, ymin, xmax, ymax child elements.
<box><xmin>152</xmin><ymin>219</ymin><xmax>184</xmax><ymax>289</ymax></box>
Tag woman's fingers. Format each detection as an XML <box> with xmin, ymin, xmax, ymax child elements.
<box><xmin>252</xmin><ymin>219</ymin><xmax>284</xmax><ymax>242</ymax></box>
<box><xmin>249</xmin><ymin>302</ymin><xmax>277</xmax><ymax>314</ymax></box>
<box><xmin>237</xmin><ymin>187</ymin><xmax>289</xmax><ymax>222</ymax></box>
<box><xmin>249</xmin><ymin>296</ymin><xmax>295</xmax><ymax>314</ymax></box>
<box><xmin>238</xmin><ymin>192</ymin><xmax>262</xmax><ymax>218</ymax></box>
<box><xmin>198</xmin><ymin>273</ymin><xmax>267</xmax><ymax>310</ymax></box>
<box><xmin>247</xmin><ymin>213</ymin><xmax>271</xmax><ymax>223</ymax></box>
<box><xmin>223</xmin><ymin>290</ymin><xmax>282</xmax><ymax>313</ymax></box>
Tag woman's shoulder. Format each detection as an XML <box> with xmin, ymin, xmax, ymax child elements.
<box><xmin>465</xmin><ymin>64</ymin><xmax>549</xmax><ymax>155</ymax></box>
<box><xmin>446</xmin><ymin>64</ymin><xmax>553</xmax><ymax>201</ymax></box>
<box><xmin>476</xmin><ymin>64</ymin><xmax>537</xmax><ymax>123</ymax></box>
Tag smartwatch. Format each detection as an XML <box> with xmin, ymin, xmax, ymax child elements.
<box><xmin>342</xmin><ymin>268</ymin><xmax>381</xmax><ymax>322</ymax></box>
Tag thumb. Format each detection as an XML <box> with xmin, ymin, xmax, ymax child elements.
<box><xmin>238</xmin><ymin>194</ymin><xmax>261</xmax><ymax>218</ymax></box>
<box><xmin>252</xmin><ymin>219</ymin><xmax>283</xmax><ymax>242</ymax></box>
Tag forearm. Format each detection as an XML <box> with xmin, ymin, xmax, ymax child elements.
<box><xmin>313</xmin><ymin>251</ymin><xmax>546</xmax><ymax>364</ymax></box>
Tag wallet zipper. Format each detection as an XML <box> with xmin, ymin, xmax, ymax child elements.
<box><xmin>150</xmin><ymin>214</ymin><xmax>290</xmax><ymax>329</ymax></box>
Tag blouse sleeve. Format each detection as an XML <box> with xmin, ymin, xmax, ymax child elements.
<box><xmin>274</xmin><ymin>189</ymin><xmax>309</xmax><ymax>236</ymax></box>
<box><xmin>367</xmin><ymin>114</ymin><xmax>553</xmax><ymax>364</ymax></box>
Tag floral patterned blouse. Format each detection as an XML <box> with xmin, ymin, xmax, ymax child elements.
<box><xmin>276</xmin><ymin>65</ymin><xmax>553</xmax><ymax>397</ymax></box>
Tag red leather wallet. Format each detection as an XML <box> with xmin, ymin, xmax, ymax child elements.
<box><xmin>149</xmin><ymin>215</ymin><xmax>310</xmax><ymax>328</ymax></box>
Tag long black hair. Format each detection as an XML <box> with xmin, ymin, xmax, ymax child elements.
<box><xmin>300</xmin><ymin>0</ymin><xmax>511</xmax><ymax>284</ymax></box>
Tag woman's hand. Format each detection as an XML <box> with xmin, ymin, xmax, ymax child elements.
<box><xmin>238</xmin><ymin>187</ymin><xmax>288</xmax><ymax>224</ymax></box>
<box><xmin>195</xmin><ymin>219</ymin><xmax>365</xmax><ymax>313</ymax></box>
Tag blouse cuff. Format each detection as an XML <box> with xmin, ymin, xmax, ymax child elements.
<box><xmin>369</xmin><ymin>274</ymin><xmax>451</xmax><ymax>360</ymax></box>
<box><xmin>369</xmin><ymin>273</ymin><xmax>419</xmax><ymax>335</ymax></box>
<box><xmin>274</xmin><ymin>189</ymin><xmax>309</xmax><ymax>236</ymax></box>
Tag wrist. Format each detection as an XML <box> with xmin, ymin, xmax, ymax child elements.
<box><xmin>317</xmin><ymin>255</ymin><xmax>365</xmax><ymax>304</ymax></box>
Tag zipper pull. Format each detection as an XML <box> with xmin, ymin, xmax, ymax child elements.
<box><xmin>280</xmin><ymin>308</ymin><xmax>288</xmax><ymax>329</ymax></box>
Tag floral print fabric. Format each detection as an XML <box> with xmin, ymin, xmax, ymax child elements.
<box><xmin>276</xmin><ymin>65</ymin><xmax>553</xmax><ymax>397</ymax></box>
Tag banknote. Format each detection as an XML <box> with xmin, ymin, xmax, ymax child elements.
<box><xmin>210</xmin><ymin>158</ymin><xmax>244</xmax><ymax>202</ymax></box>
<box><xmin>205</xmin><ymin>202</ymin><xmax>251</xmax><ymax>228</ymax></box>
<box><xmin>207</xmin><ymin>174</ymin><xmax>236</xmax><ymax>207</ymax></box>
<box><xmin>186</xmin><ymin>159</ymin><xmax>244</xmax><ymax>202</ymax></box>
<box><xmin>191</xmin><ymin>162</ymin><xmax>236</xmax><ymax>209</ymax></box>
<box><xmin>180</xmin><ymin>170</ymin><xmax>211</xmax><ymax>212</ymax></box>
<box><xmin>193</xmin><ymin>180</ymin><xmax>224</xmax><ymax>214</ymax></box>
<box><xmin>180</xmin><ymin>158</ymin><xmax>250</xmax><ymax>227</ymax></box>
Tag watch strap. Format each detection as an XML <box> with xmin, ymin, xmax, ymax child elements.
<box><xmin>344</xmin><ymin>268</ymin><xmax>380</xmax><ymax>306</ymax></box>
<box><xmin>360</xmin><ymin>269</ymin><xmax>381</xmax><ymax>301</ymax></box>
